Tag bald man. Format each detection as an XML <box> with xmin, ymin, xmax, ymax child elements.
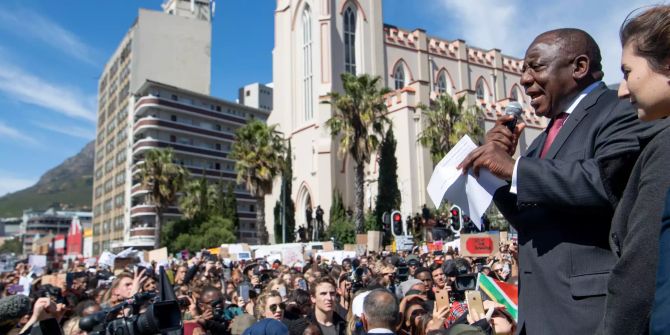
<box><xmin>460</xmin><ymin>28</ymin><xmax>653</xmax><ymax>334</ymax></box>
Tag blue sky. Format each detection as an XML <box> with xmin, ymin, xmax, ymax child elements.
<box><xmin>0</xmin><ymin>0</ymin><xmax>652</xmax><ymax>197</ymax></box>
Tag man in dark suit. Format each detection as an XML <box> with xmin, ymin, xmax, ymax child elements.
<box><xmin>459</xmin><ymin>28</ymin><xmax>651</xmax><ymax>334</ymax></box>
<box><xmin>361</xmin><ymin>289</ymin><xmax>398</xmax><ymax>335</ymax></box>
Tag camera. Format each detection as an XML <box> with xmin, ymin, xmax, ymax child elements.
<box><xmin>79</xmin><ymin>293</ymin><xmax>182</xmax><ymax>335</ymax></box>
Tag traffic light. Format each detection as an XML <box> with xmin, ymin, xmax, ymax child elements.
<box><xmin>391</xmin><ymin>210</ymin><xmax>403</xmax><ymax>236</ymax></box>
<box><xmin>449</xmin><ymin>205</ymin><xmax>462</xmax><ymax>235</ymax></box>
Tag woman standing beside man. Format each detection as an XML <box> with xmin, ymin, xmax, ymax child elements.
<box><xmin>599</xmin><ymin>5</ymin><xmax>670</xmax><ymax>335</ymax></box>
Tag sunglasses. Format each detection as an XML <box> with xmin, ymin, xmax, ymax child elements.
<box><xmin>269</xmin><ymin>302</ymin><xmax>286</xmax><ymax>313</ymax></box>
<box><xmin>410</xmin><ymin>309</ymin><xmax>427</xmax><ymax>318</ymax></box>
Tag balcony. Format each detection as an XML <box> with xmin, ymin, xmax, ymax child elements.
<box><xmin>130</xmin><ymin>205</ymin><xmax>180</xmax><ymax>218</ymax></box>
<box><xmin>134</xmin><ymin>117</ymin><xmax>235</xmax><ymax>141</ymax></box>
<box><xmin>134</xmin><ymin>96</ymin><xmax>247</xmax><ymax>125</ymax></box>
<box><xmin>133</xmin><ymin>138</ymin><xmax>229</xmax><ymax>160</ymax></box>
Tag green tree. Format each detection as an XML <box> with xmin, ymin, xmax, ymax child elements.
<box><xmin>274</xmin><ymin>141</ymin><xmax>296</xmax><ymax>243</ymax></box>
<box><xmin>179</xmin><ymin>174</ymin><xmax>216</xmax><ymax>220</ymax></box>
<box><xmin>374</xmin><ymin>127</ymin><xmax>401</xmax><ymax>230</ymax></box>
<box><xmin>230</xmin><ymin>120</ymin><xmax>286</xmax><ymax>244</ymax></box>
<box><xmin>418</xmin><ymin>94</ymin><xmax>485</xmax><ymax>165</ymax></box>
<box><xmin>324</xmin><ymin>73</ymin><xmax>391</xmax><ymax>233</ymax></box>
<box><xmin>326</xmin><ymin>190</ymin><xmax>355</xmax><ymax>245</ymax></box>
<box><xmin>172</xmin><ymin>215</ymin><xmax>236</xmax><ymax>251</ymax></box>
<box><xmin>138</xmin><ymin>148</ymin><xmax>188</xmax><ymax>248</ymax></box>
<box><xmin>0</xmin><ymin>237</ymin><xmax>22</xmax><ymax>255</ymax></box>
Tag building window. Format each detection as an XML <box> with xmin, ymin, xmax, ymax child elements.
<box><xmin>171</xmin><ymin>114</ymin><xmax>177</xmax><ymax>122</ymax></box>
<box><xmin>476</xmin><ymin>78</ymin><xmax>487</xmax><ymax>101</ymax></box>
<box><xmin>171</xmin><ymin>94</ymin><xmax>178</xmax><ymax>101</ymax></box>
<box><xmin>394</xmin><ymin>64</ymin><xmax>405</xmax><ymax>90</ymax></box>
<box><xmin>344</xmin><ymin>5</ymin><xmax>356</xmax><ymax>74</ymax></box>
<box><xmin>436</xmin><ymin>72</ymin><xmax>447</xmax><ymax>94</ymax></box>
<box><xmin>246</xmin><ymin>90</ymin><xmax>250</xmax><ymax>97</ymax></box>
<box><xmin>302</xmin><ymin>5</ymin><xmax>314</xmax><ymax>121</ymax></box>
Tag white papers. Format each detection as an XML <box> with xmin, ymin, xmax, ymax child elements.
<box><xmin>98</xmin><ymin>251</ymin><xmax>116</xmax><ymax>268</ymax></box>
<box><xmin>28</xmin><ymin>255</ymin><xmax>47</xmax><ymax>275</ymax></box>
<box><xmin>427</xmin><ymin>135</ymin><xmax>506</xmax><ymax>229</ymax></box>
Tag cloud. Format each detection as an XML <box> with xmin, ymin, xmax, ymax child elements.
<box><xmin>435</xmin><ymin>0</ymin><xmax>651</xmax><ymax>84</ymax></box>
<box><xmin>0</xmin><ymin>8</ymin><xmax>100</xmax><ymax>66</ymax></box>
<box><xmin>0</xmin><ymin>121</ymin><xmax>39</xmax><ymax>146</ymax></box>
<box><xmin>0</xmin><ymin>173</ymin><xmax>37</xmax><ymax>197</ymax></box>
<box><xmin>33</xmin><ymin>121</ymin><xmax>96</xmax><ymax>140</ymax></box>
<box><xmin>0</xmin><ymin>58</ymin><xmax>97</xmax><ymax>122</ymax></box>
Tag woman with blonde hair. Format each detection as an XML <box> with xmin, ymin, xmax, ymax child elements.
<box><xmin>255</xmin><ymin>290</ymin><xmax>285</xmax><ymax>321</ymax></box>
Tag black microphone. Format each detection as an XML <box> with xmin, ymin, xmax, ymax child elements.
<box><xmin>0</xmin><ymin>295</ymin><xmax>31</xmax><ymax>333</ymax></box>
<box><xmin>503</xmin><ymin>101</ymin><xmax>523</xmax><ymax>132</ymax></box>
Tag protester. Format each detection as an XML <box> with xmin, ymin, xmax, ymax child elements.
<box><xmin>595</xmin><ymin>5</ymin><xmax>670</xmax><ymax>335</ymax></box>
<box><xmin>458</xmin><ymin>27</ymin><xmax>653</xmax><ymax>334</ymax></box>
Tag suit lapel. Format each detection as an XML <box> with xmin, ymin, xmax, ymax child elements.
<box><xmin>544</xmin><ymin>83</ymin><xmax>607</xmax><ymax>159</ymax></box>
<box><xmin>526</xmin><ymin>131</ymin><xmax>546</xmax><ymax>158</ymax></box>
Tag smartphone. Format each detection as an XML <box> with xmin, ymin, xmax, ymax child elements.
<box><xmin>239</xmin><ymin>282</ymin><xmax>250</xmax><ymax>302</ymax></box>
<box><xmin>434</xmin><ymin>288</ymin><xmax>450</xmax><ymax>311</ymax></box>
<box><xmin>8</xmin><ymin>284</ymin><xmax>23</xmax><ymax>294</ymax></box>
<box><xmin>465</xmin><ymin>290</ymin><xmax>485</xmax><ymax>317</ymax></box>
<box><xmin>223</xmin><ymin>268</ymin><xmax>231</xmax><ymax>280</ymax></box>
<box><xmin>278</xmin><ymin>285</ymin><xmax>287</xmax><ymax>298</ymax></box>
<box><xmin>298</xmin><ymin>279</ymin><xmax>308</xmax><ymax>291</ymax></box>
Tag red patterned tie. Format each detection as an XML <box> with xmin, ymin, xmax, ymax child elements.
<box><xmin>540</xmin><ymin>113</ymin><xmax>568</xmax><ymax>158</ymax></box>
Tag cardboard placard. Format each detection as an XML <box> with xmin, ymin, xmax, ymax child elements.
<box><xmin>356</xmin><ymin>234</ymin><xmax>368</xmax><ymax>245</ymax></box>
<box><xmin>322</xmin><ymin>241</ymin><xmax>334</xmax><ymax>251</ymax></box>
<box><xmin>114</xmin><ymin>257</ymin><xmax>137</xmax><ymax>271</ymax></box>
<box><xmin>343</xmin><ymin>244</ymin><xmax>356</xmax><ymax>251</ymax></box>
<box><xmin>367</xmin><ymin>231</ymin><xmax>383</xmax><ymax>253</ymax></box>
<box><xmin>147</xmin><ymin>247</ymin><xmax>168</xmax><ymax>264</ymax></box>
<box><xmin>500</xmin><ymin>231</ymin><xmax>509</xmax><ymax>242</ymax></box>
<box><xmin>282</xmin><ymin>248</ymin><xmax>303</xmax><ymax>265</ymax></box>
<box><xmin>460</xmin><ymin>233</ymin><xmax>500</xmax><ymax>257</ymax></box>
<box><xmin>316</xmin><ymin>251</ymin><xmax>356</xmax><ymax>264</ymax></box>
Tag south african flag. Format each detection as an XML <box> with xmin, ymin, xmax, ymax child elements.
<box><xmin>477</xmin><ymin>273</ymin><xmax>519</xmax><ymax>321</ymax></box>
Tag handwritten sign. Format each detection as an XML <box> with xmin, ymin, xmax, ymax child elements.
<box><xmin>460</xmin><ymin>233</ymin><xmax>500</xmax><ymax>257</ymax></box>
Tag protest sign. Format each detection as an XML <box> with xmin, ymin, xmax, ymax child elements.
<box><xmin>356</xmin><ymin>234</ymin><xmax>368</xmax><ymax>245</ymax></box>
<box><xmin>29</xmin><ymin>255</ymin><xmax>47</xmax><ymax>275</ymax></box>
<box><xmin>282</xmin><ymin>248</ymin><xmax>303</xmax><ymax>265</ymax></box>
<box><xmin>316</xmin><ymin>251</ymin><xmax>356</xmax><ymax>264</ymax></box>
<box><xmin>460</xmin><ymin>233</ymin><xmax>500</xmax><ymax>257</ymax></box>
<box><xmin>237</xmin><ymin>252</ymin><xmax>252</xmax><ymax>261</ymax></box>
<box><xmin>500</xmin><ymin>231</ymin><xmax>509</xmax><ymax>242</ymax></box>
<box><xmin>367</xmin><ymin>231</ymin><xmax>382</xmax><ymax>253</ymax></box>
<box><xmin>322</xmin><ymin>241</ymin><xmax>334</xmax><ymax>251</ymax></box>
<box><xmin>343</xmin><ymin>244</ymin><xmax>356</xmax><ymax>251</ymax></box>
<box><xmin>266</xmin><ymin>254</ymin><xmax>282</xmax><ymax>264</ymax></box>
<box><xmin>114</xmin><ymin>257</ymin><xmax>137</xmax><ymax>271</ymax></box>
<box><xmin>147</xmin><ymin>247</ymin><xmax>168</xmax><ymax>264</ymax></box>
<box><xmin>355</xmin><ymin>244</ymin><xmax>367</xmax><ymax>257</ymax></box>
<box><xmin>219</xmin><ymin>247</ymin><xmax>230</xmax><ymax>258</ymax></box>
<box><xmin>85</xmin><ymin>257</ymin><xmax>97</xmax><ymax>267</ymax></box>
<box><xmin>98</xmin><ymin>251</ymin><xmax>116</xmax><ymax>268</ymax></box>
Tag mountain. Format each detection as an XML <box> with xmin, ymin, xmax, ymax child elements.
<box><xmin>0</xmin><ymin>141</ymin><xmax>95</xmax><ymax>217</ymax></box>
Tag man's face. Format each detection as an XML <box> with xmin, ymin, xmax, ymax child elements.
<box><xmin>143</xmin><ymin>278</ymin><xmax>157</xmax><ymax>292</ymax></box>
<box><xmin>311</xmin><ymin>282</ymin><xmax>336</xmax><ymax>314</ymax></box>
<box><xmin>199</xmin><ymin>291</ymin><xmax>222</xmax><ymax>313</ymax></box>
<box><xmin>72</xmin><ymin>277</ymin><xmax>87</xmax><ymax>292</ymax></box>
<box><xmin>521</xmin><ymin>35</ymin><xmax>579</xmax><ymax>119</ymax></box>
<box><xmin>176</xmin><ymin>267</ymin><xmax>187</xmax><ymax>281</ymax></box>
<box><xmin>431</xmin><ymin>268</ymin><xmax>447</xmax><ymax>289</ymax></box>
<box><xmin>414</xmin><ymin>272</ymin><xmax>432</xmax><ymax>293</ymax></box>
<box><xmin>114</xmin><ymin>277</ymin><xmax>134</xmax><ymax>299</ymax></box>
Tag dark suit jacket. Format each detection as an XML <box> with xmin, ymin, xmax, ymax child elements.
<box><xmin>493</xmin><ymin>83</ymin><xmax>652</xmax><ymax>335</ymax></box>
<box><xmin>598</xmin><ymin>120</ymin><xmax>670</xmax><ymax>335</ymax></box>
<box><xmin>651</xmin><ymin>181</ymin><xmax>670</xmax><ymax>334</ymax></box>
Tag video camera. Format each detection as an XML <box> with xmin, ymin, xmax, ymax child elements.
<box><xmin>79</xmin><ymin>292</ymin><xmax>182</xmax><ymax>335</ymax></box>
<box><xmin>443</xmin><ymin>259</ymin><xmax>477</xmax><ymax>302</ymax></box>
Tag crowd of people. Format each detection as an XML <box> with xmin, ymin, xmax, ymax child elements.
<box><xmin>2</xmin><ymin>3</ymin><xmax>670</xmax><ymax>335</ymax></box>
<box><xmin>0</xmin><ymin>241</ymin><xmax>521</xmax><ymax>335</ymax></box>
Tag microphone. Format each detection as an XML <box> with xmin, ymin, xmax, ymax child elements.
<box><xmin>0</xmin><ymin>295</ymin><xmax>31</xmax><ymax>333</ymax></box>
<box><xmin>503</xmin><ymin>101</ymin><xmax>523</xmax><ymax>132</ymax></box>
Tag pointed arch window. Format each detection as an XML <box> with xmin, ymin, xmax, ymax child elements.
<box><xmin>344</xmin><ymin>5</ymin><xmax>356</xmax><ymax>74</ymax></box>
<box><xmin>302</xmin><ymin>6</ymin><xmax>313</xmax><ymax>121</ymax></box>
<box><xmin>511</xmin><ymin>87</ymin><xmax>519</xmax><ymax>101</ymax></box>
<box><xmin>394</xmin><ymin>64</ymin><xmax>405</xmax><ymax>90</ymax></box>
<box><xmin>475</xmin><ymin>79</ymin><xmax>487</xmax><ymax>100</ymax></box>
<box><xmin>436</xmin><ymin>72</ymin><xmax>447</xmax><ymax>94</ymax></box>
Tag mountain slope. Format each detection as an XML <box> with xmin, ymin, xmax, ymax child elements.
<box><xmin>0</xmin><ymin>141</ymin><xmax>95</xmax><ymax>217</ymax></box>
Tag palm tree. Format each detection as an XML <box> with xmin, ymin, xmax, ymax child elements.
<box><xmin>179</xmin><ymin>174</ymin><xmax>217</xmax><ymax>220</ymax></box>
<box><xmin>324</xmin><ymin>73</ymin><xmax>391</xmax><ymax>234</ymax></box>
<box><xmin>418</xmin><ymin>94</ymin><xmax>484</xmax><ymax>165</ymax></box>
<box><xmin>230</xmin><ymin>119</ymin><xmax>286</xmax><ymax>244</ymax></box>
<box><xmin>138</xmin><ymin>148</ymin><xmax>188</xmax><ymax>248</ymax></box>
